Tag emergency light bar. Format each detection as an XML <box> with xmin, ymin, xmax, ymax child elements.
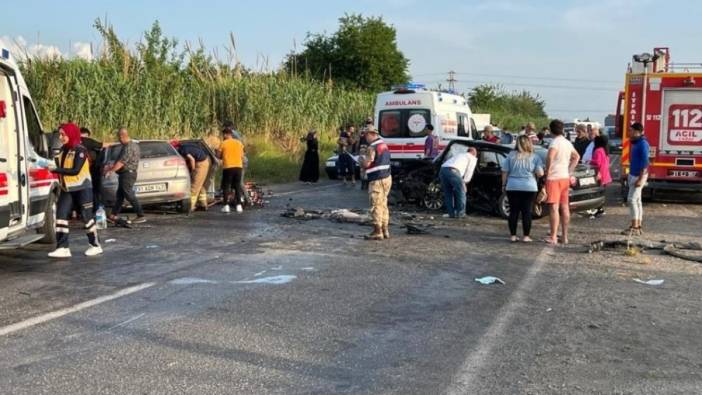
<box><xmin>392</xmin><ymin>82</ymin><xmax>426</xmax><ymax>92</ymax></box>
<box><xmin>1</xmin><ymin>48</ymin><xmax>9</xmax><ymax>60</ymax></box>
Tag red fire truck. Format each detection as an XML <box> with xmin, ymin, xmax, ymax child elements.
<box><xmin>615</xmin><ymin>47</ymin><xmax>702</xmax><ymax>198</ymax></box>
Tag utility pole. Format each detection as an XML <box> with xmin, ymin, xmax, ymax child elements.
<box><xmin>447</xmin><ymin>70</ymin><xmax>457</xmax><ymax>93</ymax></box>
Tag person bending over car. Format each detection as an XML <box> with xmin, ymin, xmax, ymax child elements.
<box><xmin>439</xmin><ymin>147</ymin><xmax>478</xmax><ymax>219</ymax></box>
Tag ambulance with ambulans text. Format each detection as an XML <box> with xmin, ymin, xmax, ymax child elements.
<box><xmin>374</xmin><ymin>84</ymin><xmax>479</xmax><ymax>161</ymax></box>
<box><xmin>615</xmin><ymin>47</ymin><xmax>702</xmax><ymax>197</ymax></box>
<box><xmin>0</xmin><ymin>39</ymin><xmax>60</xmax><ymax>249</ymax></box>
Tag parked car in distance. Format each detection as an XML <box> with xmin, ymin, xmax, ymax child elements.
<box><xmin>325</xmin><ymin>154</ymin><xmax>361</xmax><ymax>180</ymax></box>
<box><xmin>393</xmin><ymin>140</ymin><xmax>605</xmax><ymax>218</ymax></box>
<box><xmin>101</xmin><ymin>140</ymin><xmax>192</xmax><ymax>214</ymax></box>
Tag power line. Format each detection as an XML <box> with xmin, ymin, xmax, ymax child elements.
<box><xmin>425</xmin><ymin>79</ymin><xmax>620</xmax><ymax>92</ymax></box>
<box><xmin>413</xmin><ymin>71</ymin><xmax>621</xmax><ymax>85</ymax></box>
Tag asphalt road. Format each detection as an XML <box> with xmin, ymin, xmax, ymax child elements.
<box><xmin>0</xmin><ymin>174</ymin><xmax>701</xmax><ymax>394</ymax></box>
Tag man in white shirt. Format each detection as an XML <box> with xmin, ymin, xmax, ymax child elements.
<box><xmin>582</xmin><ymin>125</ymin><xmax>608</xmax><ymax>163</ymax></box>
<box><xmin>439</xmin><ymin>147</ymin><xmax>478</xmax><ymax>218</ymax></box>
<box><xmin>544</xmin><ymin>120</ymin><xmax>580</xmax><ymax>245</ymax></box>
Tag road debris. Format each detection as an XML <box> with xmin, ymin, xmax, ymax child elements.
<box><xmin>104</xmin><ymin>239</ymin><xmax>117</xmax><ymax>243</ymax></box>
<box><xmin>404</xmin><ymin>223</ymin><xmax>432</xmax><ymax>235</ymax></box>
<box><xmin>475</xmin><ymin>276</ymin><xmax>505</xmax><ymax>285</ymax></box>
<box><xmin>587</xmin><ymin>239</ymin><xmax>702</xmax><ymax>263</ymax></box>
<box><xmin>233</xmin><ymin>275</ymin><xmax>296</xmax><ymax>285</ymax></box>
<box><xmin>281</xmin><ymin>208</ymin><xmax>370</xmax><ymax>224</ymax></box>
<box><xmin>634</xmin><ymin>279</ymin><xmax>665</xmax><ymax>286</ymax></box>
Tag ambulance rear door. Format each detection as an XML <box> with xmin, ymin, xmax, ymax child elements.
<box><xmin>0</xmin><ymin>67</ymin><xmax>28</xmax><ymax>240</ymax></box>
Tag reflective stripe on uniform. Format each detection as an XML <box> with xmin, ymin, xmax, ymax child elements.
<box><xmin>366</xmin><ymin>164</ymin><xmax>390</xmax><ymax>174</ymax></box>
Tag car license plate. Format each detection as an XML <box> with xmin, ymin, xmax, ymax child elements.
<box><xmin>136</xmin><ymin>183</ymin><xmax>167</xmax><ymax>193</ymax></box>
<box><xmin>326</xmin><ymin>161</ymin><xmax>336</xmax><ymax>167</ymax></box>
<box><xmin>579</xmin><ymin>177</ymin><xmax>596</xmax><ymax>187</ymax></box>
<box><xmin>391</xmin><ymin>161</ymin><xmax>402</xmax><ymax>167</ymax></box>
<box><xmin>669</xmin><ymin>170</ymin><xmax>698</xmax><ymax>177</ymax></box>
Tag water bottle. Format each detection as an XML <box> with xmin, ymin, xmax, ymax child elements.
<box><xmin>96</xmin><ymin>206</ymin><xmax>107</xmax><ymax>230</ymax></box>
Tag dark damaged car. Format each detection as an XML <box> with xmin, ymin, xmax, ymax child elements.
<box><xmin>392</xmin><ymin>139</ymin><xmax>606</xmax><ymax>218</ymax></box>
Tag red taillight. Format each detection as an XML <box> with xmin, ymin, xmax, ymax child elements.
<box><xmin>0</xmin><ymin>100</ymin><xmax>6</xmax><ymax>118</ymax></box>
<box><xmin>0</xmin><ymin>173</ymin><xmax>8</xmax><ymax>196</ymax></box>
<box><xmin>30</xmin><ymin>167</ymin><xmax>55</xmax><ymax>180</ymax></box>
<box><xmin>163</xmin><ymin>158</ymin><xmax>185</xmax><ymax>167</ymax></box>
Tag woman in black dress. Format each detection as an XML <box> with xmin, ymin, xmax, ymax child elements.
<box><xmin>299</xmin><ymin>129</ymin><xmax>319</xmax><ymax>183</ymax></box>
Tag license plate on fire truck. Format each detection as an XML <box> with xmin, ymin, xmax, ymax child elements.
<box><xmin>136</xmin><ymin>183</ymin><xmax>167</xmax><ymax>193</ymax></box>
<box><xmin>669</xmin><ymin>170</ymin><xmax>698</xmax><ymax>177</ymax></box>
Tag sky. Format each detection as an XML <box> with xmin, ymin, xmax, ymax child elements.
<box><xmin>2</xmin><ymin>0</ymin><xmax>701</xmax><ymax>123</ymax></box>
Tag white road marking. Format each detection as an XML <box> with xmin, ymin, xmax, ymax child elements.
<box><xmin>233</xmin><ymin>275</ymin><xmax>297</xmax><ymax>285</ymax></box>
<box><xmin>107</xmin><ymin>313</ymin><xmax>146</xmax><ymax>330</ymax></box>
<box><xmin>0</xmin><ymin>282</ymin><xmax>156</xmax><ymax>337</ymax></box>
<box><xmin>446</xmin><ymin>247</ymin><xmax>552</xmax><ymax>394</ymax></box>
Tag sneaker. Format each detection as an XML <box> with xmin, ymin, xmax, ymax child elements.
<box><xmin>85</xmin><ymin>245</ymin><xmax>103</xmax><ymax>256</ymax></box>
<box><xmin>131</xmin><ymin>216</ymin><xmax>147</xmax><ymax>224</ymax></box>
<box><xmin>221</xmin><ymin>205</ymin><xmax>231</xmax><ymax>213</ymax></box>
<box><xmin>235</xmin><ymin>204</ymin><xmax>243</xmax><ymax>213</ymax></box>
<box><xmin>48</xmin><ymin>248</ymin><xmax>72</xmax><ymax>258</ymax></box>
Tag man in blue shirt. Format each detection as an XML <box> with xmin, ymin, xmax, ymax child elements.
<box><xmin>623</xmin><ymin>122</ymin><xmax>649</xmax><ymax>235</ymax></box>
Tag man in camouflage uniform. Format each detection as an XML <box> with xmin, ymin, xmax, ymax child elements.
<box><xmin>361</xmin><ymin>125</ymin><xmax>392</xmax><ymax>240</ymax></box>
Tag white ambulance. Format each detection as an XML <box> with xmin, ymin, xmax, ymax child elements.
<box><xmin>374</xmin><ymin>84</ymin><xmax>479</xmax><ymax>161</ymax></box>
<box><xmin>0</xmin><ymin>41</ymin><xmax>59</xmax><ymax>249</ymax></box>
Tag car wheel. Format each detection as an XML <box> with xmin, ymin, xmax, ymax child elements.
<box><xmin>422</xmin><ymin>180</ymin><xmax>444</xmax><ymax>210</ymax></box>
<box><xmin>178</xmin><ymin>198</ymin><xmax>192</xmax><ymax>215</ymax></box>
<box><xmin>497</xmin><ymin>192</ymin><xmax>510</xmax><ymax>219</ymax></box>
<box><xmin>38</xmin><ymin>191</ymin><xmax>57</xmax><ymax>244</ymax></box>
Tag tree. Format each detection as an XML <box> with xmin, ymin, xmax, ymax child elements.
<box><xmin>286</xmin><ymin>14</ymin><xmax>409</xmax><ymax>92</ymax></box>
<box><xmin>468</xmin><ymin>84</ymin><xmax>548</xmax><ymax>130</ymax></box>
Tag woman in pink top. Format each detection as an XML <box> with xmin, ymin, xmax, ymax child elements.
<box><xmin>590</xmin><ymin>135</ymin><xmax>612</xmax><ymax>186</ymax></box>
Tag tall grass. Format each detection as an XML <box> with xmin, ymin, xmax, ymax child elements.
<box><xmin>19</xmin><ymin>21</ymin><xmax>374</xmax><ymax>183</ymax></box>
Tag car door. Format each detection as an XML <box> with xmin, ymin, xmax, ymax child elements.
<box><xmin>471</xmin><ymin>149</ymin><xmax>505</xmax><ymax>201</ymax></box>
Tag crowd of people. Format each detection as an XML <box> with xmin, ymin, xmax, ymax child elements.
<box><xmin>42</xmin><ymin>121</ymin><xmax>250</xmax><ymax>258</ymax></box>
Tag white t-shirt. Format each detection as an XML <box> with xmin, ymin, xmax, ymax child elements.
<box><xmin>442</xmin><ymin>153</ymin><xmax>478</xmax><ymax>183</ymax></box>
<box><xmin>547</xmin><ymin>136</ymin><xmax>576</xmax><ymax>180</ymax></box>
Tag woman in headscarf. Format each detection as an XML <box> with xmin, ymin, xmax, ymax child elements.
<box><xmin>299</xmin><ymin>129</ymin><xmax>320</xmax><ymax>183</ymax></box>
<box><xmin>46</xmin><ymin>123</ymin><xmax>102</xmax><ymax>258</ymax></box>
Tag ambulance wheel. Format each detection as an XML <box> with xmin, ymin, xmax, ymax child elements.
<box><xmin>38</xmin><ymin>191</ymin><xmax>57</xmax><ymax>244</ymax></box>
<box><xmin>178</xmin><ymin>198</ymin><xmax>192</xmax><ymax>215</ymax></box>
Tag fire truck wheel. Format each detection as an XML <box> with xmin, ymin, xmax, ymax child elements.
<box><xmin>38</xmin><ymin>191</ymin><xmax>57</xmax><ymax>244</ymax></box>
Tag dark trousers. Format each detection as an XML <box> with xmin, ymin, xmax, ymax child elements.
<box><xmin>56</xmin><ymin>188</ymin><xmax>99</xmax><ymax>248</ymax></box>
<box><xmin>507</xmin><ymin>191</ymin><xmax>536</xmax><ymax>236</ymax></box>
<box><xmin>112</xmin><ymin>171</ymin><xmax>144</xmax><ymax>217</ymax></box>
<box><xmin>221</xmin><ymin>167</ymin><xmax>244</xmax><ymax>206</ymax></box>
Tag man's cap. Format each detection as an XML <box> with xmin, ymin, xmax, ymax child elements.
<box><xmin>630</xmin><ymin>122</ymin><xmax>644</xmax><ymax>132</ymax></box>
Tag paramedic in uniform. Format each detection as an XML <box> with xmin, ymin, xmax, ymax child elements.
<box><xmin>47</xmin><ymin>123</ymin><xmax>102</xmax><ymax>258</ymax></box>
<box><xmin>361</xmin><ymin>125</ymin><xmax>392</xmax><ymax>240</ymax></box>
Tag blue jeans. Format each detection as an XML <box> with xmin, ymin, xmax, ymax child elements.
<box><xmin>440</xmin><ymin>167</ymin><xmax>466</xmax><ymax>218</ymax></box>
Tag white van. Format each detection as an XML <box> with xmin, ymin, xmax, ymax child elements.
<box><xmin>374</xmin><ymin>84</ymin><xmax>479</xmax><ymax>161</ymax></box>
<box><xmin>0</xmin><ymin>41</ymin><xmax>59</xmax><ymax>249</ymax></box>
